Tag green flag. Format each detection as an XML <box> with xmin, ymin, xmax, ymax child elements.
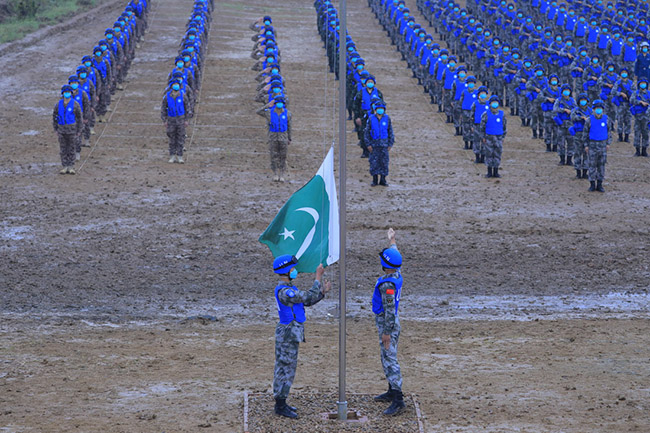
<box><xmin>259</xmin><ymin>147</ymin><xmax>340</xmax><ymax>273</ymax></box>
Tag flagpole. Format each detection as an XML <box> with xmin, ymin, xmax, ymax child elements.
<box><xmin>337</xmin><ymin>0</ymin><xmax>348</xmax><ymax>422</ymax></box>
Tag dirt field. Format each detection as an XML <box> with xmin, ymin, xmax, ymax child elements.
<box><xmin>1</xmin><ymin>0</ymin><xmax>649</xmax><ymax>432</ymax></box>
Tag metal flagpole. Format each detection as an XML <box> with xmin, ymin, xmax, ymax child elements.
<box><xmin>337</xmin><ymin>0</ymin><xmax>348</xmax><ymax>422</ymax></box>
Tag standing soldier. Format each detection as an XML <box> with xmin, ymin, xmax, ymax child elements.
<box><xmin>372</xmin><ymin>228</ymin><xmax>405</xmax><ymax>416</ymax></box>
<box><xmin>553</xmin><ymin>84</ymin><xmax>576</xmax><ymax>166</ymax></box>
<box><xmin>570</xmin><ymin>93</ymin><xmax>592</xmax><ymax>179</ymax></box>
<box><xmin>540</xmin><ymin>74</ymin><xmax>561</xmax><ymax>153</ymax></box>
<box><xmin>631</xmin><ymin>77</ymin><xmax>650</xmax><ymax>156</ymax></box>
<box><xmin>52</xmin><ymin>85</ymin><xmax>82</xmax><ymax>175</ymax></box>
<box><xmin>364</xmin><ymin>100</ymin><xmax>395</xmax><ymax>187</ymax></box>
<box><xmin>68</xmin><ymin>75</ymin><xmax>90</xmax><ymax>161</ymax></box>
<box><xmin>459</xmin><ymin>76</ymin><xmax>478</xmax><ymax>150</ymax></box>
<box><xmin>612</xmin><ymin>67</ymin><xmax>636</xmax><ymax>143</ymax></box>
<box><xmin>272</xmin><ymin>256</ymin><xmax>330</xmax><ymax>419</ymax></box>
<box><xmin>257</xmin><ymin>97</ymin><xmax>292</xmax><ymax>182</ymax></box>
<box><xmin>76</xmin><ymin>66</ymin><xmax>96</xmax><ymax>144</ymax></box>
<box><xmin>161</xmin><ymin>79</ymin><xmax>191</xmax><ymax>164</ymax></box>
<box><xmin>470</xmin><ymin>86</ymin><xmax>490</xmax><ymax>164</ymax></box>
<box><xmin>584</xmin><ymin>100</ymin><xmax>611</xmax><ymax>192</ymax></box>
<box><xmin>481</xmin><ymin>95</ymin><xmax>507</xmax><ymax>178</ymax></box>
<box><xmin>353</xmin><ymin>75</ymin><xmax>383</xmax><ymax>158</ymax></box>
<box><xmin>635</xmin><ymin>41</ymin><xmax>650</xmax><ymax>81</ymax></box>
<box><xmin>526</xmin><ymin>65</ymin><xmax>548</xmax><ymax>140</ymax></box>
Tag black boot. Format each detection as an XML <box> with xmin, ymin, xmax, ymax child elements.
<box><xmin>635</xmin><ymin>147</ymin><xmax>641</xmax><ymax>156</ymax></box>
<box><xmin>493</xmin><ymin>167</ymin><xmax>501</xmax><ymax>178</ymax></box>
<box><xmin>515</xmin><ymin>108</ymin><xmax>520</xmax><ymax>116</ymax></box>
<box><xmin>510</xmin><ymin>107</ymin><xmax>515</xmax><ymax>116</ymax></box>
<box><xmin>474</xmin><ymin>153</ymin><xmax>481</xmax><ymax>163</ymax></box>
<box><xmin>275</xmin><ymin>398</ymin><xmax>298</xmax><ymax>419</ymax></box>
<box><xmin>618</xmin><ymin>132</ymin><xmax>624</xmax><ymax>142</ymax></box>
<box><xmin>383</xmin><ymin>391</ymin><xmax>406</xmax><ymax>416</ymax></box>
<box><xmin>552</xmin><ymin>144</ymin><xmax>558</xmax><ymax>152</ymax></box>
<box><xmin>480</xmin><ymin>154</ymin><xmax>485</xmax><ymax>163</ymax></box>
<box><xmin>374</xmin><ymin>386</ymin><xmax>394</xmax><ymax>402</ymax></box>
<box><xmin>447</xmin><ymin>115</ymin><xmax>452</xmax><ymax>124</ymax></box>
<box><xmin>485</xmin><ymin>166</ymin><xmax>493</xmax><ymax>178</ymax></box>
<box><xmin>521</xmin><ymin>118</ymin><xmax>526</xmax><ymax>126</ymax></box>
<box><xmin>589</xmin><ymin>181</ymin><xmax>596</xmax><ymax>192</ymax></box>
<box><xmin>526</xmin><ymin>118</ymin><xmax>531</xmax><ymax>126</ymax></box>
<box><xmin>379</xmin><ymin>175</ymin><xmax>388</xmax><ymax>186</ymax></box>
<box><xmin>546</xmin><ymin>142</ymin><xmax>552</xmax><ymax>152</ymax></box>
<box><xmin>455</xmin><ymin>126</ymin><xmax>461</xmax><ymax>136</ymax></box>
<box><xmin>464</xmin><ymin>140</ymin><xmax>469</xmax><ymax>149</ymax></box>
<box><xmin>566</xmin><ymin>155</ymin><xmax>572</xmax><ymax>166</ymax></box>
<box><xmin>559</xmin><ymin>155</ymin><xmax>565</xmax><ymax>165</ymax></box>
<box><xmin>423</xmin><ymin>86</ymin><xmax>428</xmax><ymax>94</ymax></box>
<box><xmin>371</xmin><ymin>175</ymin><xmax>378</xmax><ymax>186</ymax></box>
<box><xmin>582</xmin><ymin>169</ymin><xmax>588</xmax><ymax>179</ymax></box>
<box><xmin>643</xmin><ymin>148</ymin><xmax>649</xmax><ymax>157</ymax></box>
<box><xmin>624</xmin><ymin>133</ymin><xmax>630</xmax><ymax>142</ymax></box>
<box><xmin>469</xmin><ymin>141</ymin><xmax>473</xmax><ymax>150</ymax></box>
<box><xmin>538</xmin><ymin>129</ymin><xmax>544</xmax><ymax>139</ymax></box>
<box><xmin>430</xmin><ymin>95</ymin><xmax>435</xmax><ymax>104</ymax></box>
<box><xmin>576</xmin><ymin>169</ymin><xmax>582</xmax><ymax>179</ymax></box>
<box><xmin>596</xmin><ymin>180</ymin><xmax>605</xmax><ymax>192</ymax></box>
<box><xmin>438</xmin><ymin>105</ymin><xmax>443</xmax><ymax>112</ymax></box>
<box><xmin>532</xmin><ymin>129</ymin><xmax>538</xmax><ymax>139</ymax></box>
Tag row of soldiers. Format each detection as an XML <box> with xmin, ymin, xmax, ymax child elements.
<box><xmin>160</xmin><ymin>0</ymin><xmax>213</xmax><ymax>164</ymax></box>
<box><xmin>251</xmin><ymin>17</ymin><xmax>293</xmax><ymax>182</ymax></box>
<box><xmin>52</xmin><ymin>0</ymin><xmax>149</xmax><ymax>174</ymax></box>
<box><xmin>316</xmin><ymin>1</ymin><xmax>397</xmax><ymax>187</ymax></box>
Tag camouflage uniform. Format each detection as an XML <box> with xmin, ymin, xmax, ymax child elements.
<box><xmin>584</xmin><ymin>115</ymin><xmax>612</xmax><ymax>182</ymax></box>
<box><xmin>52</xmin><ymin>99</ymin><xmax>83</xmax><ymax>169</ymax></box>
<box><xmin>480</xmin><ymin>109</ymin><xmax>508</xmax><ymax>169</ymax></box>
<box><xmin>613</xmin><ymin>78</ymin><xmax>636</xmax><ymax>136</ymax></box>
<box><xmin>570</xmin><ymin>105</ymin><xmax>591</xmax><ymax>174</ymax></box>
<box><xmin>273</xmin><ymin>280</ymin><xmax>325</xmax><ymax>399</ymax></box>
<box><xmin>364</xmin><ymin>113</ymin><xmax>395</xmax><ymax>177</ymax></box>
<box><xmin>161</xmin><ymin>91</ymin><xmax>192</xmax><ymax>157</ymax></box>
<box><xmin>256</xmin><ymin>106</ymin><xmax>292</xmax><ymax>175</ymax></box>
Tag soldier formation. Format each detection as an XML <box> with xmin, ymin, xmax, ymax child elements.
<box><xmin>52</xmin><ymin>0</ymin><xmax>149</xmax><ymax>175</ymax></box>
<box><xmin>316</xmin><ymin>1</ymin><xmax>397</xmax><ymax>187</ymax></box>
<box><xmin>161</xmin><ymin>0</ymin><xmax>213</xmax><ymax>164</ymax></box>
<box><xmin>252</xmin><ymin>17</ymin><xmax>293</xmax><ymax>182</ymax></box>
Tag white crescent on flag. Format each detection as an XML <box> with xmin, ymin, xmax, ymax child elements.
<box><xmin>294</xmin><ymin>207</ymin><xmax>319</xmax><ymax>259</ymax></box>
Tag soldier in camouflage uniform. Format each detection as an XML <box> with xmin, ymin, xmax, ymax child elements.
<box><xmin>612</xmin><ymin>67</ymin><xmax>636</xmax><ymax>143</ymax></box>
<box><xmin>372</xmin><ymin>228</ymin><xmax>406</xmax><ymax>416</ymax></box>
<box><xmin>364</xmin><ymin>100</ymin><xmax>395</xmax><ymax>187</ymax></box>
<box><xmin>480</xmin><ymin>96</ymin><xmax>507</xmax><ymax>178</ymax></box>
<box><xmin>631</xmin><ymin>78</ymin><xmax>650</xmax><ymax>157</ymax></box>
<box><xmin>52</xmin><ymin>85</ymin><xmax>83</xmax><ymax>175</ymax></box>
<box><xmin>272</xmin><ymin>256</ymin><xmax>330</xmax><ymax>419</ymax></box>
<box><xmin>256</xmin><ymin>97</ymin><xmax>292</xmax><ymax>182</ymax></box>
<box><xmin>584</xmin><ymin>100</ymin><xmax>612</xmax><ymax>192</ymax></box>
<box><xmin>161</xmin><ymin>79</ymin><xmax>192</xmax><ymax>163</ymax></box>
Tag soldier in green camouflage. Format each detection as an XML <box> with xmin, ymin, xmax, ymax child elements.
<box><xmin>372</xmin><ymin>228</ymin><xmax>405</xmax><ymax>416</ymax></box>
<box><xmin>272</xmin><ymin>256</ymin><xmax>331</xmax><ymax>418</ymax></box>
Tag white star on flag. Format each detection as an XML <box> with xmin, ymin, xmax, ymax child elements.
<box><xmin>280</xmin><ymin>227</ymin><xmax>295</xmax><ymax>240</ymax></box>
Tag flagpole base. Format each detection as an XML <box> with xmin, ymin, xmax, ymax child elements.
<box><xmin>337</xmin><ymin>400</ymin><xmax>348</xmax><ymax>421</ymax></box>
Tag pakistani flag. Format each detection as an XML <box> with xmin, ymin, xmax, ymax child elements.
<box><xmin>259</xmin><ymin>147</ymin><xmax>340</xmax><ymax>273</ymax></box>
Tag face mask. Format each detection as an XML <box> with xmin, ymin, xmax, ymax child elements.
<box><xmin>608</xmin><ymin>67</ymin><xmax>614</xmax><ymax>72</ymax></box>
<box><xmin>177</xmin><ymin>62</ymin><xmax>184</xmax><ymax>68</ymax></box>
<box><xmin>183</xmin><ymin>56</ymin><xmax>190</xmax><ymax>62</ymax></box>
<box><xmin>71</xmin><ymin>83</ymin><xmax>79</xmax><ymax>90</ymax></box>
<box><xmin>101</xmin><ymin>46</ymin><xmax>107</xmax><ymax>52</ymax></box>
<box><xmin>491</xmin><ymin>102</ymin><xmax>499</xmax><ymax>108</ymax></box>
<box><xmin>513</xmin><ymin>54</ymin><xmax>519</xmax><ymax>59</ymax></box>
<box><xmin>289</xmin><ymin>268</ymin><xmax>298</xmax><ymax>279</ymax></box>
<box><xmin>449</xmin><ymin>62</ymin><xmax>456</xmax><ymax>67</ymax></box>
<box><xmin>644</xmin><ymin>48</ymin><xmax>649</xmax><ymax>53</ymax></box>
<box><xmin>264</xmin><ymin>21</ymin><xmax>270</xmax><ymax>25</ymax></box>
<box><xmin>536</xmin><ymin>70</ymin><xmax>543</xmax><ymax>76</ymax></box>
<box><xmin>594</xmin><ymin>107</ymin><xmax>603</xmax><ymax>115</ymax></box>
<box><xmin>441</xmin><ymin>55</ymin><xmax>448</xmax><ymax>60</ymax></box>
<box><xmin>276</xmin><ymin>102</ymin><xmax>284</xmax><ymax>109</ymax></box>
<box><xmin>593</xmin><ymin>59</ymin><xmax>599</xmax><ymax>64</ymax></box>
<box><xmin>189</xmin><ymin>35</ymin><xmax>195</xmax><ymax>40</ymax></box>
<box><xmin>367</xmin><ymin>82</ymin><xmax>375</xmax><ymax>88</ymax></box>
<box><xmin>477</xmin><ymin>28</ymin><xmax>483</xmax><ymax>33</ymax></box>
<box><xmin>622</xmin><ymin>73</ymin><xmax>628</xmax><ymax>78</ymax></box>
<box><xmin>470</xmin><ymin>19</ymin><xmax>475</xmax><ymax>24</ymax></box>
<box><xmin>172</xmin><ymin>84</ymin><xmax>180</xmax><ymax>91</ymax></box>
<box><xmin>628</xmin><ymin>39</ymin><xmax>634</xmax><ymax>43</ymax></box>
<box><xmin>551</xmin><ymin>80</ymin><xmax>558</xmax><ymax>85</ymax></box>
<box><xmin>580</xmin><ymin>18</ymin><xmax>585</xmax><ymax>22</ymax></box>
<box><xmin>271</xmin><ymin>69</ymin><xmax>279</xmax><ymax>75</ymax></box>
<box><xmin>376</xmin><ymin>108</ymin><xmax>385</xmax><ymax>115</ymax></box>
<box><xmin>556</xmin><ymin>37</ymin><xmax>562</xmax><ymax>42</ymax></box>
<box><xmin>459</xmin><ymin>73</ymin><xmax>466</xmax><ymax>78</ymax></box>
<box><xmin>485</xmin><ymin>32</ymin><xmax>491</xmax><ymax>37</ymax></box>
<box><xmin>468</xmin><ymin>82</ymin><xmax>475</xmax><ymax>88</ymax></box>
<box><xmin>494</xmin><ymin>40</ymin><xmax>500</xmax><ymax>45</ymax></box>
<box><xmin>433</xmin><ymin>50</ymin><xmax>439</xmax><ymax>56</ymax></box>
<box><xmin>357</xmin><ymin>65</ymin><xmax>363</xmax><ymax>70</ymax></box>
<box><xmin>580</xmin><ymin>100</ymin><xmax>587</xmax><ymax>106</ymax></box>
<box><xmin>273</xmin><ymin>87</ymin><xmax>281</xmax><ymax>93</ymax></box>
<box><xmin>642</xmin><ymin>84</ymin><xmax>648</xmax><ymax>89</ymax></box>
<box><xmin>79</xmin><ymin>73</ymin><xmax>87</xmax><ymax>79</ymax></box>
<box><xmin>404</xmin><ymin>13</ymin><xmax>409</xmax><ymax>17</ymax></box>
<box><xmin>504</xmin><ymin>47</ymin><xmax>510</xmax><ymax>52</ymax></box>
<box><xmin>566</xmin><ymin>42</ymin><xmax>572</xmax><ymax>47</ymax></box>
<box><xmin>95</xmin><ymin>52</ymin><xmax>102</xmax><ymax>57</ymax></box>
<box><xmin>524</xmin><ymin>62</ymin><xmax>531</xmax><ymax>68</ymax></box>
<box><xmin>580</xmin><ymin>51</ymin><xmax>587</xmax><ymax>57</ymax></box>
<box><xmin>106</xmin><ymin>34</ymin><xmax>113</xmax><ymax>40</ymax></box>
<box><xmin>563</xmin><ymin>90</ymin><xmax>570</xmax><ymax>96</ymax></box>
<box><xmin>63</xmin><ymin>92</ymin><xmax>72</xmax><ymax>99</ymax></box>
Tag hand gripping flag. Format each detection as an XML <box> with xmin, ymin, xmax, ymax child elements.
<box><xmin>259</xmin><ymin>147</ymin><xmax>340</xmax><ymax>273</ymax></box>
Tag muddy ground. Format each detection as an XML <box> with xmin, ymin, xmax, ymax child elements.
<box><xmin>1</xmin><ymin>0</ymin><xmax>649</xmax><ymax>432</ymax></box>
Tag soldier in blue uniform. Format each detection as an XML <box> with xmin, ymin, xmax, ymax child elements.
<box><xmin>631</xmin><ymin>77</ymin><xmax>650</xmax><ymax>157</ymax></box>
<box><xmin>257</xmin><ymin>97</ymin><xmax>292</xmax><ymax>181</ymax></box>
<box><xmin>553</xmin><ymin>84</ymin><xmax>576</xmax><ymax>165</ymax></box>
<box><xmin>52</xmin><ymin>85</ymin><xmax>83</xmax><ymax>175</ymax></box>
<box><xmin>353</xmin><ymin>75</ymin><xmax>384</xmax><ymax>158</ymax></box>
<box><xmin>459</xmin><ymin>76</ymin><xmax>478</xmax><ymax>150</ymax></box>
<box><xmin>584</xmin><ymin>100</ymin><xmax>611</xmax><ymax>192</ymax></box>
<box><xmin>570</xmin><ymin>92</ymin><xmax>592</xmax><ymax>179</ymax></box>
<box><xmin>161</xmin><ymin>79</ymin><xmax>192</xmax><ymax>164</ymax></box>
<box><xmin>470</xmin><ymin>86</ymin><xmax>490</xmax><ymax>164</ymax></box>
<box><xmin>372</xmin><ymin>228</ymin><xmax>405</xmax><ymax>416</ymax></box>
<box><xmin>635</xmin><ymin>41</ymin><xmax>650</xmax><ymax>81</ymax></box>
<box><xmin>612</xmin><ymin>67</ymin><xmax>636</xmax><ymax>143</ymax></box>
<box><xmin>364</xmin><ymin>100</ymin><xmax>395</xmax><ymax>187</ymax></box>
<box><xmin>272</xmin><ymin>256</ymin><xmax>330</xmax><ymax>419</ymax></box>
<box><xmin>480</xmin><ymin>95</ymin><xmax>507</xmax><ymax>178</ymax></box>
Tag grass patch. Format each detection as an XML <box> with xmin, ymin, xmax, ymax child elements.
<box><xmin>0</xmin><ymin>0</ymin><xmax>101</xmax><ymax>44</ymax></box>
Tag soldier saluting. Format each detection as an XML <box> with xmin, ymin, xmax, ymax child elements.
<box><xmin>272</xmin><ymin>256</ymin><xmax>330</xmax><ymax>418</ymax></box>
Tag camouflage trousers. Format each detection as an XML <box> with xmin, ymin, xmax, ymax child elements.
<box><xmin>273</xmin><ymin>324</ymin><xmax>301</xmax><ymax>399</ymax></box>
<box><xmin>517</xmin><ymin>93</ymin><xmax>530</xmax><ymax>121</ymax></box>
<box><xmin>472</xmin><ymin>123</ymin><xmax>484</xmax><ymax>156</ymax></box>
<box><xmin>555</xmin><ymin>126</ymin><xmax>573</xmax><ymax>157</ymax></box>
<box><xmin>268</xmin><ymin>132</ymin><xmax>289</xmax><ymax>173</ymax></box>
<box><xmin>461</xmin><ymin>110</ymin><xmax>473</xmax><ymax>143</ymax></box>
<box><xmin>166</xmin><ymin>117</ymin><xmax>186</xmax><ymax>156</ymax></box>
<box><xmin>484</xmin><ymin>135</ymin><xmax>504</xmax><ymax>168</ymax></box>
<box><xmin>375</xmin><ymin>314</ymin><xmax>402</xmax><ymax>392</ymax></box>
<box><xmin>633</xmin><ymin>114</ymin><xmax>650</xmax><ymax>149</ymax></box>
<box><xmin>530</xmin><ymin>105</ymin><xmax>543</xmax><ymax>133</ymax></box>
<box><xmin>369</xmin><ymin>146</ymin><xmax>389</xmax><ymax>176</ymax></box>
<box><xmin>543</xmin><ymin>114</ymin><xmax>555</xmax><ymax>146</ymax></box>
<box><xmin>58</xmin><ymin>132</ymin><xmax>76</xmax><ymax>167</ymax></box>
<box><xmin>616</xmin><ymin>104</ymin><xmax>631</xmax><ymax>134</ymax></box>
<box><xmin>588</xmin><ymin>141</ymin><xmax>607</xmax><ymax>181</ymax></box>
<box><xmin>573</xmin><ymin>135</ymin><xmax>589</xmax><ymax>170</ymax></box>
<box><xmin>443</xmin><ymin>90</ymin><xmax>454</xmax><ymax>117</ymax></box>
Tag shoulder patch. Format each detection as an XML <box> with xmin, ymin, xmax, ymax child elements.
<box><xmin>285</xmin><ymin>289</ymin><xmax>295</xmax><ymax>298</ymax></box>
